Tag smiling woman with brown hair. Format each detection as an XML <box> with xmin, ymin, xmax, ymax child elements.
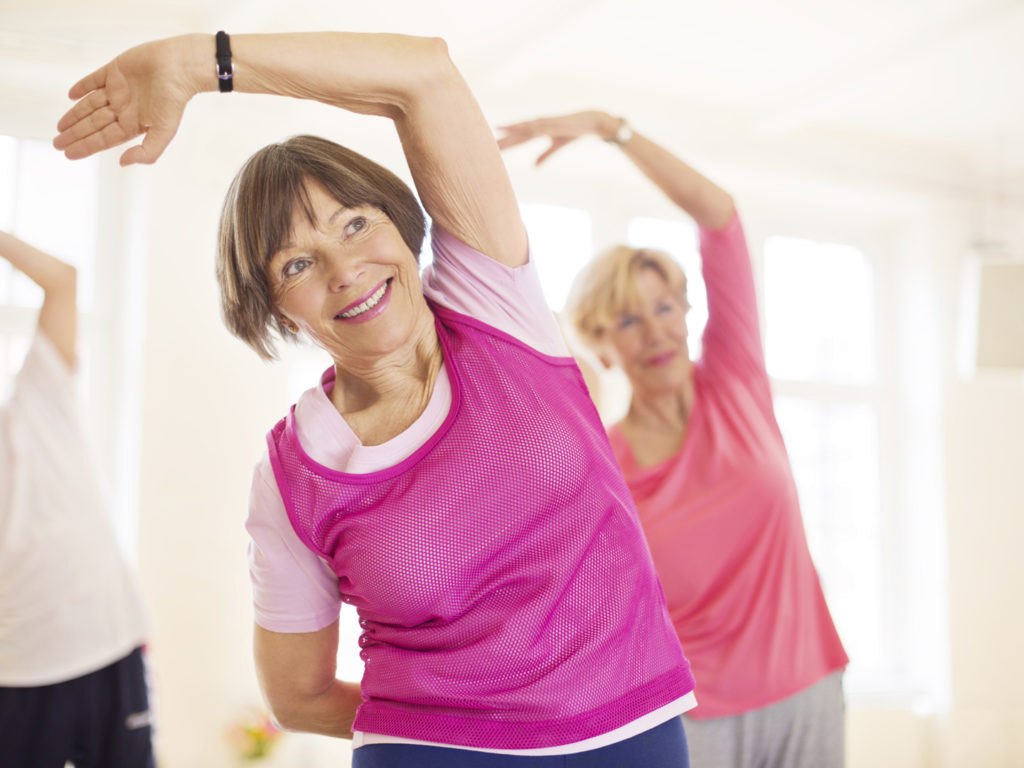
<box><xmin>55</xmin><ymin>32</ymin><xmax>696</xmax><ymax>767</ymax></box>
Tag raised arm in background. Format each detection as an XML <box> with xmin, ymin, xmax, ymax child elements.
<box><xmin>498</xmin><ymin>109</ymin><xmax>735</xmax><ymax>230</ymax></box>
<box><xmin>53</xmin><ymin>32</ymin><xmax>526</xmax><ymax>267</ymax></box>
<box><xmin>0</xmin><ymin>231</ymin><xmax>77</xmax><ymax>368</ymax></box>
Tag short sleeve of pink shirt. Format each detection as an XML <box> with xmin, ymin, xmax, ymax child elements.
<box><xmin>246</xmin><ymin>226</ymin><xmax>568</xmax><ymax>632</ymax></box>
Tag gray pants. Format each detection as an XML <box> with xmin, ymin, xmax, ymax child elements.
<box><xmin>682</xmin><ymin>671</ymin><xmax>845</xmax><ymax>768</ymax></box>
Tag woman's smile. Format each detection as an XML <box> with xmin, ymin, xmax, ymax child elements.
<box><xmin>335</xmin><ymin>279</ymin><xmax>392</xmax><ymax>323</ymax></box>
<box><xmin>646</xmin><ymin>349</ymin><xmax>678</xmax><ymax>367</ymax></box>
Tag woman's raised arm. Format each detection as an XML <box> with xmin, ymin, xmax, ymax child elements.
<box><xmin>54</xmin><ymin>32</ymin><xmax>526</xmax><ymax>266</ymax></box>
<box><xmin>0</xmin><ymin>232</ymin><xmax>77</xmax><ymax>368</ymax></box>
<box><xmin>498</xmin><ymin>109</ymin><xmax>734</xmax><ymax>230</ymax></box>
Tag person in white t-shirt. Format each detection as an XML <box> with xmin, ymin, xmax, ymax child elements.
<box><xmin>0</xmin><ymin>231</ymin><xmax>154</xmax><ymax>767</ymax></box>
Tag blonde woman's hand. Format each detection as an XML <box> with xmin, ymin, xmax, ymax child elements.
<box><xmin>497</xmin><ymin>110</ymin><xmax>621</xmax><ymax>165</ymax></box>
<box><xmin>54</xmin><ymin>34</ymin><xmax>211</xmax><ymax>166</ymax></box>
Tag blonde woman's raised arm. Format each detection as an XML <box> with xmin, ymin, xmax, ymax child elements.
<box><xmin>498</xmin><ymin>110</ymin><xmax>734</xmax><ymax>230</ymax></box>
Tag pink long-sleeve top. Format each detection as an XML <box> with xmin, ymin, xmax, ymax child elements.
<box><xmin>607</xmin><ymin>212</ymin><xmax>848</xmax><ymax>719</ymax></box>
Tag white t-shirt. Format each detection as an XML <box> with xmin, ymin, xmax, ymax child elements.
<box><xmin>0</xmin><ymin>332</ymin><xmax>149</xmax><ymax>686</ymax></box>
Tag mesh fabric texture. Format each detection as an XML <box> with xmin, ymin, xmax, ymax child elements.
<box><xmin>267</xmin><ymin>304</ymin><xmax>693</xmax><ymax>749</ymax></box>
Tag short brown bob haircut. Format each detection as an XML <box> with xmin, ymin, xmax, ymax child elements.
<box><xmin>217</xmin><ymin>134</ymin><xmax>426</xmax><ymax>360</ymax></box>
<box><xmin>564</xmin><ymin>244</ymin><xmax>688</xmax><ymax>356</ymax></box>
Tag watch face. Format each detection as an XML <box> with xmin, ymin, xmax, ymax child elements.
<box><xmin>615</xmin><ymin>120</ymin><xmax>633</xmax><ymax>146</ymax></box>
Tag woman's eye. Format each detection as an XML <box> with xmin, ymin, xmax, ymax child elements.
<box><xmin>345</xmin><ymin>216</ymin><xmax>367</xmax><ymax>237</ymax></box>
<box><xmin>617</xmin><ymin>315</ymin><xmax>638</xmax><ymax>330</ymax></box>
<box><xmin>656</xmin><ymin>301</ymin><xmax>674</xmax><ymax>314</ymax></box>
<box><xmin>283</xmin><ymin>258</ymin><xmax>310</xmax><ymax>278</ymax></box>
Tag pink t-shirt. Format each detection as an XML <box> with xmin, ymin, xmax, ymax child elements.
<box><xmin>607</xmin><ymin>212</ymin><xmax>848</xmax><ymax>719</ymax></box>
<box><xmin>246</xmin><ymin>225</ymin><xmax>695</xmax><ymax>752</ymax></box>
<box><xmin>246</xmin><ymin>226</ymin><xmax>569</xmax><ymax>632</ymax></box>
<box><xmin>265</xmin><ymin>303</ymin><xmax>694</xmax><ymax>750</ymax></box>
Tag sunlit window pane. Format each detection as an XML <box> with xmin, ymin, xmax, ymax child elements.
<box><xmin>521</xmin><ymin>203</ymin><xmax>593</xmax><ymax>312</ymax></box>
<box><xmin>0</xmin><ymin>136</ymin><xmax>17</xmax><ymax>304</ymax></box>
<box><xmin>13</xmin><ymin>140</ymin><xmax>99</xmax><ymax>310</ymax></box>
<box><xmin>0</xmin><ymin>135</ymin><xmax>14</xmax><ymax>233</ymax></box>
<box><xmin>627</xmin><ymin>216</ymin><xmax>706</xmax><ymax>360</ymax></box>
<box><xmin>774</xmin><ymin>396</ymin><xmax>885</xmax><ymax>691</ymax></box>
<box><xmin>0</xmin><ymin>261</ymin><xmax>12</xmax><ymax>305</ymax></box>
<box><xmin>764</xmin><ymin>236</ymin><xmax>875</xmax><ymax>384</ymax></box>
<box><xmin>1</xmin><ymin>135</ymin><xmax>99</xmax><ymax>400</ymax></box>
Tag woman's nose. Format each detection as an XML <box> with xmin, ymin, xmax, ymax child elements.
<box><xmin>325</xmin><ymin>248</ymin><xmax>365</xmax><ymax>292</ymax></box>
<box><xmin>641</xmin><ymin>316</ymin><xmax>669</xmax><ymax>343</ymax></box>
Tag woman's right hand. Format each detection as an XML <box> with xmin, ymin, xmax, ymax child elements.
<box><xmin>54</xmin><ymin>34</ymin><xmax>211</xmax><ymax>166</ymax></box>
<box><xmin>497</xmin><ymin>110</ymin><xmax>621</xmax><ymax>165</ymax></box>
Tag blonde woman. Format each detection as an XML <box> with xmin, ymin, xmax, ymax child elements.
<box><xmin>500</xmin><ymin>111</ymin><xmax>849</xmax><ymax>768</ymax></box>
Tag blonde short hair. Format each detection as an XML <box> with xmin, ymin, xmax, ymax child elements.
<box><xmin>564</xmin><ymin>245</ymin><xmax>687</xmax><ymax>355</ymax></box>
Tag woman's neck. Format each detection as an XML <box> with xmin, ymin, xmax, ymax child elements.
<box><xmin>624</xmin><ymin>378</ymin><xmax>694</xmax><ymax>435</ymax></box>
<box><xmin>329</xmin><ymin>323</ymin><xmax>444</xmax><ymax>445</ymax></box>
<box><xmin>617</xmin><ymin>376</ymin><xmax>695</xmax><ymax>468</ymax></box>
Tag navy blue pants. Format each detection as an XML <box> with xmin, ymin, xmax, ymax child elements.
<box><xmin>352</xmin><ymin>716</ymin><xmax>689</xmax><ymax>767</ymax></box>
<box><xmin>0</xmin><ymin>646</ymin><xmax>154</xmax><ymax>768</ymax></box>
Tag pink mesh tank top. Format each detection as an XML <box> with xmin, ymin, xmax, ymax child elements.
<box><xmin>266</xmin><ymin>304</ymin><xmax>694</xmax><ymax>750</ymax></box>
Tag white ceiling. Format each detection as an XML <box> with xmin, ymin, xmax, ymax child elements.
<box><xmin>2</xmin><ymin>0</ymin><xmax>1023</xmax><ymax>200</ymax></box>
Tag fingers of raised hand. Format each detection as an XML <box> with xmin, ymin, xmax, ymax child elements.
<box><xmin>535</xmin><ymin>137</ymin><xmax>574</xmax><ymax>166</ymax></box>
<box><xmin>54</xmin><ymin>89</ymin><xmax>120</xmax><ymax>145</ymax></box>
<box><xmin>67</xmin><ymin>65</ymin><xmax>110</xmax><ymax>101</ymax></box>
<box><xmin>59</xmin><ymin>119</ymin><xmax>137</xmax><ymax>161</ymax></box>
<box><xmin>496</xmin><ymin>121</ymin><xmax>545</xmax><ymax>150</ymax></box>
<box><xmin>56</xmin><ymin>88</ymin><xmax>115</xmax><ymax>133</ymax></box>
<box><xmin>496</xmin><ymin>132</ymin><xmax>526</xmax><ymax>151</ymax></box>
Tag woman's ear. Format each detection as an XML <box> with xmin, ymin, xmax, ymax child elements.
<box><xmin>277</xmin><ymin>315</ymin><xmax>299</xmax><ymax>334</ymax></box>
<box><xmin>598</xmin><ymin>353</ymin><xmax>613</xmax><ymax>370</ymax></box>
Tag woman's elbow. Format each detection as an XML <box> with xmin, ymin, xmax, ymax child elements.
<box><xmin>50</xmin><ymin>262</ymin><xmax>78</xmax><ymax>297</ymax></box>
<box><xmin>265</xmin><ymin>699</ymin><xmax>304</xmax><ymax>733</ymax></box>
<box><xmin>406</xmin><ymin>35</ymin><xmax>461</xmax><ymax>96</ymax></box>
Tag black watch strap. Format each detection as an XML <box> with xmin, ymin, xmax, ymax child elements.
<box><xmin>215</xmin><ymin>31</ymin><xmax>233</xmax><ymax>93</ymax></box>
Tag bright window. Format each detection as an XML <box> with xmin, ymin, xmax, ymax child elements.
<box><xmin>773</xmin><ymin>397</ymin><xmax>886</xmax><ymax>686</ymax></box>
<box><xmin>764</xmin><ymin>234</ymin><xmax>945</xmax><ymax>705</ymax></box>
<box><xmin>765</xmin><ymin>237</ymin><xmax>884</xmax><ymax>693</ymax></box>
<box><xmin>764</xmin><ymin>236</ymin><xmax>875</xmax><ymax>384</ymax></box>
<box><xmin>0</xmin><ymin>135</ymin><xmax>99</xmax><ymax>394</ymax></box>
<box><xmin>521</xmin><ymin>203</ymin><xmax>593</xmax><ymax>312</ymax></box>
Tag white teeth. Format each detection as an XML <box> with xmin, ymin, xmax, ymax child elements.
<box><xmin>339</xmin><ymin>282</ymin><xmax>388</xmax><ymax>319</ymax></box>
